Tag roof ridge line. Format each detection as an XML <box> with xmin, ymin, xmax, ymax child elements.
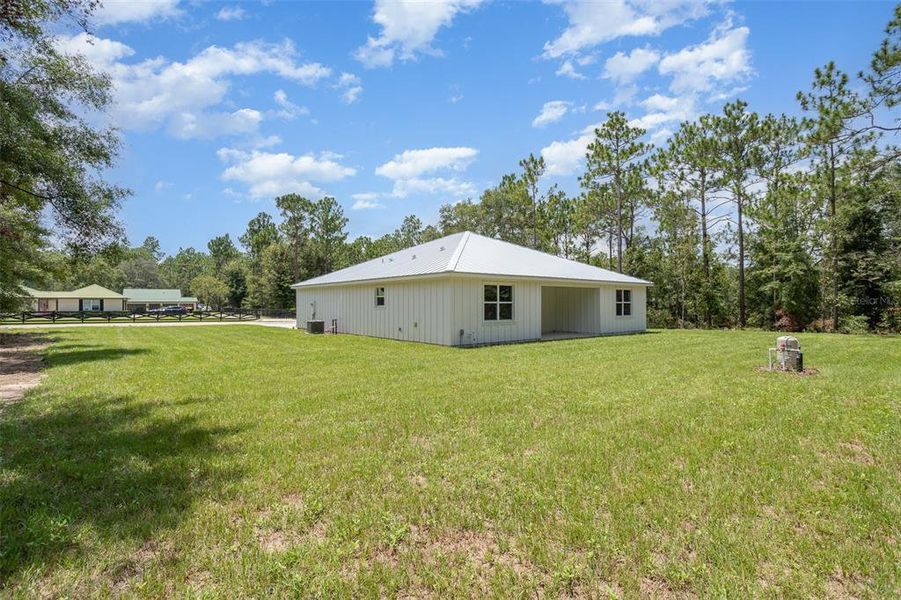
<box><xmin>446</xmin><ymin>231</ymin><xmax>471</xmax><ymax>273</ymax></box>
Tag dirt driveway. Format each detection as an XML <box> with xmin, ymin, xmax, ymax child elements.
<box><xmin>0</xmin><ymin>332</ymin><xmax>50</xmax><ymax>407</ymax></box>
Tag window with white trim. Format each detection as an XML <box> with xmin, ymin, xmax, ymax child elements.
<box><xmin>84</xmin><ymin>298</ymin><xmax>101</xmax><ymax>311</ymax></box>
<box><xmin>615</xmin><ymin>289</ymin><xmax>631</xmax><ymax>317</ymax></box>
<box><xmin>375</xmin><ymin>287</ymin><xmax>385</xmax><ymax>307</ymax></box>
<box><xmin>483</xmin><ymin>284</ymin><xmax>513</xmax><ymax>321</ymax></box>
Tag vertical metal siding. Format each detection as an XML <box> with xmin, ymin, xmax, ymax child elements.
<box><xmin>448</xmin><ymin>277</ymin><xmax>542</xmax><ymax>346</ymax></box>
<box><xmin>296</xmin><ymin>279</ymin><xmax>454</xmax><ymax>345</ymax></box>
<box><xmin>597</xmin><ymin>285</ymin><xmax>647</xmax><ymax>333</ymax></box>
<box><xmin>295</xmin><ymin>277</ymin><xmax>647</xmax><ymax>345</ymax></box>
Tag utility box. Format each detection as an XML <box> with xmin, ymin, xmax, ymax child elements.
<box><xmin>770</xmin><ymin>336</ymin><xmax>803</xmax><ymax>371</ymax></box>
<box><xmin>306</xmin><ymin>320</ymin><xmax>325</xmax><ymax>334</ymax></box>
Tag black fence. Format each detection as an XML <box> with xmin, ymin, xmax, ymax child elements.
<box><xmin>0</xmin><ymin>308</ymin><xmax>269</xmax><ymax>325</ymax></box>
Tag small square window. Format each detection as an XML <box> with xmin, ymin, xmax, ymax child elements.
<box><xmin>499</xmin><ymin>303</ymin><xmax>513</xmax><ymax>320</ymax></box>
<box><xmin>375</xmin><ymin>287</ymin><xmax>385</xmax><ymax>306</ymax></box>
<box><xmin>484</xmin><ymin>285</ymin><xmax>497</xmax><ymax>302</ymax></box>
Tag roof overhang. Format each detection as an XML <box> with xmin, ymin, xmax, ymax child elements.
<box><xmin>292</xmin><ymin>271</ymin><xmax>653</xmax><ymax>289</ymax></box>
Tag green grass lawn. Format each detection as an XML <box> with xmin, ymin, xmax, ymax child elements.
<box><xmin>0</xmin><ymin>327</ymin><xmax>898</xmax><ymax>597</ymax></box>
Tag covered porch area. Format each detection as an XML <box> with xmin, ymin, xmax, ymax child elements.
<box><xmin>540</xmin><ymin>285</ymin><xmax>602</xmax><ymax>340</ymax></box>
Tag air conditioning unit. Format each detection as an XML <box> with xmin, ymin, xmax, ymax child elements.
<box><xmin>306</xmin><ymin>320</ymin><xmax>325</xmax><ymax>334</ymax></box>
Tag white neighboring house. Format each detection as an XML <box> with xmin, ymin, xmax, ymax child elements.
<box><xmin>293</xmin><ymin>232</ymin><xmax>652</xmax><ymax>346</ymax></box>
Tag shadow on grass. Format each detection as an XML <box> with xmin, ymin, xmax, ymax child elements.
<box><xmin>0</xmin><ymin>394</ymin><xmax>243</xmax><ymax>585</ymax></box>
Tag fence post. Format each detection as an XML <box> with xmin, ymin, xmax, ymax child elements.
<box><xmin>52</xmin><ymin>311</ymin><xmax>56</xmax><ymax>324</ymax></box>
<box><xmin>80</xmin><ymin>311</ymin><xmax>84</xmax><ymax>323</ymax></box>
<box><xmin>21</xmin><ymin>312</ymin><xmax>25</xmax><ymax>324</ymax></box>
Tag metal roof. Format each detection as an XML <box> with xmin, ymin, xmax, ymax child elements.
<box><xmin>123</xmin><ymin>288</ymin><xmax>198</xmax><ymax>303</ymax></box>
<box><xmin>293</xmin><ymin>231</ymin><xmax>652</xmax><ymax>288</ymax></box>
<box><xmin>23</xmin><ymin>284</ymin><xmax>125</xmax><ymax>299</ymax></box>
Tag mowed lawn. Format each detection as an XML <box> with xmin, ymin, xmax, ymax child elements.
<box><xmin>0</xmin><ymin>327</ymin><xmax>898</xmax><ymax>598</ymax></box>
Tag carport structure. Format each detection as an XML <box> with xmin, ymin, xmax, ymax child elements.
<box><xmin>540</xmin><ymin>284</ymin><xmax>643</xmax><ymax>340</ymax></box>
<box><xmin>540</xmin><ymin>285</ymin><xmax>600</xmax><ymax>339</ymax></box>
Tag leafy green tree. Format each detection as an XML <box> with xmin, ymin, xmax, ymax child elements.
<box><xmin>259</xmin><ymin>242</ymin><xmax>295</xmax><ymax>308</ymax></box>
<box><xmin>519</xmin><ymin>154</ymin><xmax>553</xmax><ymax>250</ymax></box>
<box><xmin>713</xmin><ymin>100</ymin><xmax>761</xmax><ymax>328</ymax></box>
<box><xmin>652</xmin><ymin>117</ymin><xmax>725</xmax><ymax>325</ymax></box>
<box><xmin>207</xmin><ymin>234</ymin><xmax>240</xmax><ymax>272</ymax></box>
<box><xmin>222</xmin><ymin>259</ymin><xmax>249</xmax><ymax>308</ymax></box>
<box><xmin>140</xmin><ymin>236</ymin><xmax>164</xmax><ymax>262</ymax></box>
<box><xmin>275</xmin><ymin>194</ymin><xmax>314</xmax><ymax>282</ymax></box>
<box><xmin>438</xmin><ymin>200</ymin><xmax>484</xmax><ymax>234</ymax></box>
<box><xmin>239</xmin><ymin>212</ymin><xmax>279</xmax><ymax>268</ymax></box>
<box><xmin>1</xmin><ymin>0</ymin><xmax>128</xmax><ymax>309</ymax></box>
<box><xmin>191</xmin><ymin>274</ymin><xmax>230</xmax><ymax>309</ymax></box>
<box><xmin>160</xmin><ymin>248</ymin><xmax>210</xmax><ymax>294</ymax></box>
<box><xmin>861</xmin><ymin>5</ymin><xmax>900</xmax><ymax>125</ymax></box>
<box><xmin>582</xmin><ymin>111</ymin><xmax>651</xmax><ymax>272</ymax></box>
<box><xmin>479</xmin><ymin>173</ymin><xmax>532</xmax><ymax>245</ymax></box>
<box><xmin>797</xmin><ymin>62</ymin><xmax>866</xmax><ymax>329</ymax></box>
<box><xmin>119</xmin><ymin>256</ymin><xmax>163</xmax><ymax>288</ymax></box>
<box><xmin>309</xmin><ymin>197</ymin><xmax>348</xmax><ymax>274</ymax></box>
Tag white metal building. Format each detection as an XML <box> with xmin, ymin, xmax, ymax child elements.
<box><xmin>293</xmin><ymin>231</ymin><xmax>652</xmax><ymax>346</ymax></box>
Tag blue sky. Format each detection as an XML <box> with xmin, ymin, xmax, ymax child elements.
<box><xmin>58</xmin><ymin>1</ymin><xmax>895</xmax><ymax>255</ymax></box>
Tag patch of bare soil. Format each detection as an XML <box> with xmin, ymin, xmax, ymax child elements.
<box><xmin>756</xmin><ymin>366</ymin><xmax>820</xmax><ymax>376</ymax></box>
<box><xmin>351</xmin><ymin>525</ymin><xmax>539</xmax><ymax>592</ymax></box>
<box><xmin>839</xmin><ymin>441</ymin><xmax>875</xmax><ymax>465</ymax></box>
<box><xmin>0</xmin><ymin>333</ymin><xmax>52</xmax><ymax>408</ymax></box>
<box><xmin>640</xmin><ymin>575</ymin><xmax>698</xmax><ymax>599</ymax></box>
<box><xmin>825</xmin><ymin>566</ymin><xmax>868</xmax><ymax>599</ymax></box>
<box><xmin>109</xmin><ymin>540</ymin><xmax>159</xmax><ymax>593</ymax></box>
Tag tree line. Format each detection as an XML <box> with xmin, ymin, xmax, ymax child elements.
<box><xmin>2</xmin><ymin>1</ymin><xmax>898</xmax><ymax>332</ymax></box>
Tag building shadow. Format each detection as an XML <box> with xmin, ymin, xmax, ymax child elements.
<box><xmin>0</xmin><ymin>394</ymin><xmax>244</xmax><ymax>584</ymax></box>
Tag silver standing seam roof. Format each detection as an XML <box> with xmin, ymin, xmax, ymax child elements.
<box><xmin>293</xmin><ymin>231</ymin><xmax>652</xmax><ymax>288</ymax></box>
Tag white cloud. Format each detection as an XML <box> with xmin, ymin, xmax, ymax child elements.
<box><xmin>555</xmin><ymin>60</ymin><xmax>586</xmax><ymax>80</ymax></box>
<box><xmin>375</xmin><ymin>146</ymin><xmax>478</xmax><ymax>200</ymax></box>
<box><xmin>390</xmin><ymin>177</ymin><xmax>475</xmax><ymax>199</ymax></box>
<box><xmin>375</xmin><ymin>147</ymin><xmax>478</xmax><ymax>180</ymax></box>
<box><xmin>543</xmin><ymin>0</ymin><xmax>708</xmax><ymax>58</ymax></box>
<box><xmin>55</xmin><ymin>35</ymin><xmax>332</xmax><ymax>138</ymax></box>
<box><xmin>168</xmin><ymin>108</ymin><xmax>262</xmax><ymax>139</ymax></box>
<box><xmin>355</xmin><ymin>0</ymin><xmax>483</xmax><ymax>68</ymax></box>
<box><xmin>55</xmin><ymin>32</ymin><xmax>134</xmax><ymax>64</ymax></box>
<box><xmin>658</xmin><ymin>25</ymin><xmax>752</xmax><ymax>94</ymax></box>
<box><xmin>539</xmin><ymin>122</ymin><xmax>599</xmax><ymax>176</ymax></box>
<box><xmin>351</xmin><ymin>193</ymin><xmax>383</xmax><ymax>210</ymax></box>
<box><xmin>273</xmin><ymin>89</ymin><xmax>309</xmax><ymax>119</ymax></box>
<box><xmin>532</xmin><ymin>100</ymin><xmax>571</xmax><ymax>128</ymax></box>
<box><xmin>603</xmin><ymin>46</ymin><xmax>660</xmax><ymax>84</ymax></box>
<box><xmin>95</xmin><ymin>0</ymin><xmax>181</xmax><ymax>25</ymax></box>
<box><xmin>218</xmin><ymin>148</ymin><xmax>356</xmax><ymax>199</ymax></box>
<box><xmin>216</xmin><ymin>6</ymin><xmax>248</xmax><ymax>21</ymax></box>
<box><xmin>336</xmin><ymin>72</ymin><xmax>363</xmax><ymax>104</ymax></box>
<box><xmin>154</xmin><ymin>180</ymin><xmax>171</xmax><ymax>191</ymax></box>
<box><xmin>628</xmin><ymin>93</ymin><xmax>696</xmax><ymax>133</ymax></box>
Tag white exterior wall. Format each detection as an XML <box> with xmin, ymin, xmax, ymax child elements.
<box><xmin>295</xmin><ymin>276</ymin><xmax>647</xmax><ymax>346</ymax></box>
<box><xmin>296</xmin><ymin>278</ymin><xmax>455</xmax><ymax>345</ymax></box>
<box><xmin>448</xmin><ymin>276</ymin><xmax>542</xmax><ymax>346</ymax></box>
<box><xmin>58</xmin><ymin>298</ymin><xmax>80</xmax><ymax>311</ymax></box>
<box><xmin>597</xmin><ymin>285</ymin><xmax>647</xmax><ymax>334</ymax></box>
